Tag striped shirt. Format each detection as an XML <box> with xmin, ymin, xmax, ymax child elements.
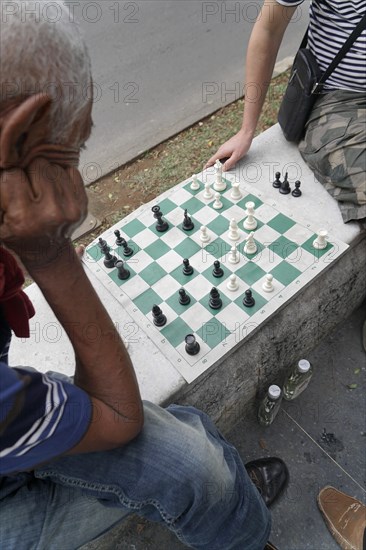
<box><xmin>0</xmin><ymin>318</ymin><xmax>92</xmax><ymax>475</ymax></box>
<box><xmin>276</xmin><ymin>0</ymin><xmax>366</xmax><ymax>92</ymax></box>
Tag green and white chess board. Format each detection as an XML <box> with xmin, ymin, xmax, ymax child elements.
<box><xmin>84</xmin><ymin>173</ymin><xmax>348</xmax><ymax>383</ymax></box>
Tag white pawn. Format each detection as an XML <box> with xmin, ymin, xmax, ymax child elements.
<box><xmin>200</xmin><ymin>225</ymin><xmax>210</xmax><ymax>243</ymax></box>
<box><xmin>213</xmin><ymin>160</ymin><xmax>227</xmax><ymax>192</ymax></box>
<box><xmin>213</xmin><ymin>192</ymin><xmax>223</xmax><ymax>209</ymax></box>
<box><xmin>203</xmin><ymin>181</ymin><xmax>213</xmax><ymax>200</ymax></box>
<box><xmin>228</xmin><ymin>219</ymin><xmax>240</xmax><ymax>241</ymax></box>
<box><xmin>227</xmin><ymin>273</ymin><xmax>239</xmax><ymax>292</ymax></box>
<box><xmin>228</xmin><ymin>243</ymin><xmax>239</xmax><ymax>264</ymax></box>
<box><xmin>262</xmin><ymin>274</ymin><xmax>274</xmax><ymax>293</ymax></box>
<box><xmin>244</xmin><ymin>232</ymin><xmax>257</xmax><ymax>254</ymax></box>
<box><xmin>230</xmin><ymin>182</ymin><xmax>242</xmax><ymax>200</ymax></box>
<box><xmin>190</xmin><ymin>174</ymin><xmax>200</xmax><ymax>191</ymax></box>
<box><xmin>243</xmin><ymin>201</ymin><xmax>257</xmax><ymax>230</ymax></box>
<box><xmin>313</xmin><ymin>229</ymin><xmax>328</xmax><ymax>250</ymax></box>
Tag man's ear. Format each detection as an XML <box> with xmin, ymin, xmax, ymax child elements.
<box><xmin>0</xmin><ymin>93</ymin><xmax>52</xmax><ymax>169</ymax></box>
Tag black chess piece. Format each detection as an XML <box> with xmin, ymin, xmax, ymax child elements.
<box><xmin>120</xmin><ymin>238</ymin><xmax>133</xmax><ymax>257</ymax></box>
<box><xmin>292</xmin><ymin>180</ymin><xmax>302</xmax><ymax>197</ymax></box>
<box><xmin>178</xmin><ymin>288</ymin><xmax>191</xmax><ymax>305</ymax></box>
<box><xmin>182</xmin><ymin>258</ymin><xmax>194</xmax><ymax>276</ymax></box>
<box><xmin>152</xmin><ymin>304</ymin><xmax>167</xmax><ymax>327</ymax></box>
<box><xmin>101</xmin><ymin>243</ymin><xmax>117</xmax><ymax>268</ymax></box>
<box><xmin>115</xmin><ymin>260</ymin><xmax>130</xmax><ymax>280</ymax></box>
<box><xmin>209</xmin><ymin>287</ymin><xmax>222</xmax><ymax>310</ymax></box>
<box><xmin>182</xmin><ymin>209</ymin><xmax>194</xmax><ymax>231</ymax></box>
<box><xmin>272</xmin><ymin>172</ymin><xmax>281</xmax><ymax>189</ymax></box>
<box><xmin>114</xmin><ymin>230</ymin><xmax>124</xmax><ymax>246</ymax></box>
<box><xmin>152</xmin><ymin>205</ymin><xmax>169</xmax><ymax>232</ymax></box>
<box><xmin>279</xmin><ymin>172</ymin><xmax>291</xmax><ymax>195</ymax></box>
<box><xmin>212</xmin><ymin>260</ymin><xmax>224</xmax><ymax>278</ymax></box>
<box><xmin>243</xmin><ymin>289</ymin><xmax>255</xmax><ymax>307</ymax></box>
<box><xmin>185</xmin><ymin>334</ymin><xmax>200</xmax><ymax>355</ymax></box>
<box><xmin>97</xmin><ymin>237</ymin><xmax>108</xmax><ymax>249</ymax></box>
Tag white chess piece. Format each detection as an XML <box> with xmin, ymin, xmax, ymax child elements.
<box><xmin>243</xmin><ymin>201</ymin><xmax>257</xmax><ymax>230</ymax></box>
<box><xmin>190</xmin><ymin>174</ymin><xmax>200</xmax><ymax>191</ymax></box>
<box><xmin>230</xmin><ymin>182</ymin><xmax>242</xmax><ymax>200</ymax></box>
<box><xmin>313</xmin><ymin>229</ymin><xmax>328</xmax><ymax>250</ymax></box>
<box><xmin>213</xmin><ymin>160</ymin><xmax>226</xmax><ymax>192</ymax></box>
<box><xmin>213</xmin><ymin>192</ymin><xmax>223</xmax><ymax>209</ymax></box>
<box><xmin>203</xmin><ymin>181</ymin><xmax>213</xmax><ymax>200</ymax></box>
<box><xmin>262</xmin><ymin>274</ymin><xmax>274</xmax><ymax>293</ymax></box>
<box><xmin>228</xmin><ymin>243</ymin><xmax>239</xmax><ymax>264</ymax></box>
<box><xmin>227</xmin><ymin>274</ymin><xmax>239</xmax><ymax>291</ymax></box>
<box><xmin>244</xmin><ymin>232</ymin><xmax>257</xmax><ymax>254</ymax></box>
<box><xmin>228</xmin><ymin>219</ymin><xmax>240</xmax><ymax>241</ymax></box>
<box><xmin>200</xmin><ymin>225</ymin><xmax>210</xmax><ymax>243</ymax></box>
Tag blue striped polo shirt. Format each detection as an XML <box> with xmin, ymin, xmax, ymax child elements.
<box><xmin>276</xmin><ymin>0</ymin><xmax>366</xmax><ymax>92</ymax></box>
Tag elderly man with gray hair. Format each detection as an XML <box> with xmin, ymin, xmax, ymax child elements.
<box><xmin>0</xmin><ymin>2</ymin><xmax>288</xmax><ymax>549</ymax></box>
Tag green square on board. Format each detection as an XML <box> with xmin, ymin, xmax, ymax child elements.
<box><xmin>267</xmin><ymin>213</ymin><xmax>296</xmax><ymax>234</ymax></box>
<box><xmin>174</xmin><ymin>238</ymin><xmax>202</xmax><ymax>258</ymax></box>
<box><xmin>199</xmin><ymin>291</ymin><xmax>231</xmax><ymax>316</ymax></box>
<box><xmin>161</xmin><ymin>317</ymin><xmax>192</xmax><ymax>348</ymax></box>
<box><xmin>269</xmin><ymin>235</ymin><xmax>298</xmax><ymax>260</ymax></box>
<box><xmin>207</xmin><ymin>216</ymin><xmax>230</xmax><ymax>236</ymax></box>
<box><xmin>183</xmin><ymin>178</ymin><xmax>203</xmax><ymax>195</ymax></box>
<box><xmin>237</xmin><ymin>193</ymin><xmax>263</xmax><ymax>211</ymax></box>
<box><xmin>177</xmin><ymin>216</ymin><xmax>200</xmax><ymax>235</ymax></box>
<box><xmin>156</xmin><ymin>198</ymin><xmax>177</xmax><ymax>214</ymax></box>
<box><xmin>181</xmin><ymin>196</ymin><xmax>206</xmax><ymax>215</ymax></box>
<box><xmin>144</xmin><ymin>239</ymin><xmax>171</xmax><ymax>260</ymax></box>
<box><xmin>207</xmin><ymin>196</ymin><xmax>233</xmax><ymax>213</ymax></box>
<box><xmin>301</xmin><ymin>235</ymin><xmax>334</xmax><ymax>258</ymax></box>
<box><xmin>169</xmin><ymin>263</ymin><xmax>199</xmax><ymax>285</ymax></box>
<box><xmin>202</xmin><ymin>263</ymin><xmax>230</xmax><ymax>286</ymax></box>
<box><xmin>166</xmin><ymin>291</ymin><xmax>196</xmax><ymax>315</ymax></box>
<box><xmin>133</xmin><ymin>288</ymin><xmax>163</xmax><ymax>314</ymax></box>
<box><xmin>270</xmin><ymin>261</ymin><xmax>302</xmax><ymax>286</ymax></box>
<box><xmin>241</xmin><ymin>218</ymin><xmax>264</xmax><ymax>234</ymax></box>
<box><xmin>205</xmin><ymin>237</ymin><xmax>231</xmax><ymax>260</ymax></box>
<box><xmin>235</xmin><ymin>262</ymin><xmax>266</xmax><ymax>286</ymax></box>
<box><xmin>197</xmin><ymin>318</ymin><xmax>231</xmax><ymax>349</ymax></box>
<box><xmin>87</xmin><ymin>243</ymin><xmax>103</xmax><ymax>262</ymax></box>
<box><xmin>122</xmin><ymin>219</ymin><xmax>145</xmax><ymax>238</ymax></box>
<box><xmin>234</xmin><ymin>288</ymin><xmax>267</xmax><ymax>316</ymax></box>
<box><xmin>108</xmin><ymin>264</ymin><xmax>136</xmax><ymax>286</ymax></box>
<box><xmin>139</xmin><ymin>263</ymin><xmax>167</xmax><ymax>286</ymax></box>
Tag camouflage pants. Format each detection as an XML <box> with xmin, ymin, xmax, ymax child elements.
<box><xmin>299</xmin><ymin>90</ymin><xmax>366</xmax><ymax>223</ymax></box>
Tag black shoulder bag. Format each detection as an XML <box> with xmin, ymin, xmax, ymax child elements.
<box><xmin>278</xmin><ymin>12</ymin><xmax>366</xmax><ymax>143</ymax></box>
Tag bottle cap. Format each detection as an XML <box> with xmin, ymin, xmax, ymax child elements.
<box><xmin>268</xmin><ymin>385</ymin><xmax>281</xmax><ymax>400</ymax></box>
<box><xmin>298</xmin><ymin>359</ymin><xmax>311</xmax><ymax>373</ymax></box>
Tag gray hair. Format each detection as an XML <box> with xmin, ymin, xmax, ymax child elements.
<box><xmin>0</xmin><ymin>0</ymin><xmax>92</xmax><ymax>146</ymax></box>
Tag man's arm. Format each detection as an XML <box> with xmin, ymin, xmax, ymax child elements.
<box><xmin>206</xmin><ymin>0</ymin><xmax>298</xmax><ymax>171</ymax></box>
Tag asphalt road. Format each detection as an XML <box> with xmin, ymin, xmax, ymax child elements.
<box><xmin>76</xmin><ymin>0</ymin><xmax>309</xmax><ymax>183</ymax></box>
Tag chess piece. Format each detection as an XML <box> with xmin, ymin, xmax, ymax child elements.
<box><xmin>228</xmin><ymin>219</ymin><xmax>240</xmax><ymax>241</ymax></box>
<box><xmin>185</xmin><ymin>334</ymin><xmax>200</xmax><ymax>355</ymax></box>
<box><xmin>182</xmin><ymin>209</ymin><xmax>194</xmax><ymax>231</ymax></box>
<box><xmin>279</xmin><ymin>172</ymin><xmax>291</xmax><ymax>195</ymax></box>
<box><xmin>190</xmin><ymin>174</ymin><xmax>200</xmax><ymax>191</ymax></box>
<box><xmin>213</xmin><ymin>192</ymin><xmax>223</xmax><ymax>209</ymax></box>
<box><xmin>120</xmin><ymin>238</ymin><xmax>133</xmax><ymax>257</ymax></box>
<box><xmin>200</xmin><ymin>226</ymin><xmax>210</xmax><ymax>243</ymax></box>
<box><xmin>182</xmin><ymin>258</ymin><xmax>194</xmax><ymax>276</ymax></box>
<box><xmin>262</xmin><ymin>274</ymin><xmax>274</xmax><ymax>293</ymax></box>
<box><xmin>244</xmin><ymin>232</ymin><xmax>257</xmax><ymax>254</ymax></box>
<box><xmin>178</xmin><ymin>288</ymin><xmax>191</xmax><ymax>305</ymax></box>
<box><xmin>152</xmin><ymin>205</ymin><xmax>169</xmax><ymax>232</ymax></box>
<box><xmin>227</xmin><ymin>274</ymin><xmax>239</xmax><ymax>292</ymax></box>
<box><xmin>243</xmin><ymin>201</ymin><xmax>257</xmax><ymax>230</ymax></box>
<box><xmin>212</xmin><ymin>260</ymin><xmax>224</xmax><ymax>278</ymax></box>
<box><xmin>243</xmin><ymin>289</ymin><xmax>255</xmax><ymax>307</ymax></box>
<box><xmin>230</xmin><ymin>181</ymin><xmax>242</xmax><ymax>200</ymax></box>
<box><xmin>97</xmin><ymin>237</ymin><xmax>108</xmax><ymax>249</ymax></box>
<box><xmin>313</xmin><ymin>229</ymin><xmax>328</xmax><ymax>250</ymax></box>
<box><xmin>115</xmin><ymin>260</ymin><xmax>130</xmax><ymax>280</ymax></box>
<box><xmin>114</xmin><ymin>229</ymin><xmax>124</xmax><ymax>246</ymax></box>
<box><xmin>203</xmin><ymin>181</ymin><xmax>213</xmax><ymax>200</ymax></box>
<box><xmin>292</xmin><ymin>180</ymin><xmax>302</xmax><ymax>197</ymax></box>
<box><xmin>272</xmin><ymin>172</ymin><xmax>281</xmax><ymax>189</ymax></box>
<box><xmin>213</xmin><ymin>160</ymin><xmax>226</xmax><ymax>191</ymax></box>
<box><xmin>228</xmin><ymin>243</ymin><xmax>239</xmax><ymax>264</ymax></box>
<box><xmin>209</xmin><ymin>287</ymin><xmax>222</xmax><ymax>309</ymax></box>
<box><xmin>100</xmin><ymin>242</ymin><xmax>117</xmax><ymax>268</ymax></box>
<box><xmin>152</xmin><ymin>305</ymin><xmax>167</xmax><ymax>327</ymax></box>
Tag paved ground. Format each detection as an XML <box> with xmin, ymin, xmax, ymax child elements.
<box><xmin>85</xmin><ymin>298</ymin><xmax>366</xmax><ymax>549</ymax></box>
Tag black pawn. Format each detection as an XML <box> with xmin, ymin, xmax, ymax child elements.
<box><xmin>292</xmin><ymin>180</ymin><xmax>302</xmax><ymax>197</ymax></box>
<box><xmin>212</xmin><ymin>260</ymin><xmax>224</xmax><ymax>278</ymax></box>
<box><xmin>114</xmin><ymin>230</ymin><xmax>124</xmax><ymax>246</ymax></box>
<box><xmin>272</xmin><ymin>172</ymin><xmax>281</xmax><ymax>188</ymax></box>
<box><xmin>179</xmin><ymin>288</ymin><xmax>191</xmax><ymax>305</ymax></box>
<box><xmin>152</xmin><ymin>304</ymin><xmax>167</xmax><ymax>327</ymax></box>
<box><xmin>182</xmin><ymin>209</ymin><xmax>194</xmax><ymax>231</ymax></box>
<box><xmin>209</xmin><ymin>287</ymin><xmax>222</xmax><ymax>310</ymax></box>
<box><xmin>98</xmin><ymin>237</ymin><xmax>108</xmax><ymax>249</ymax></box>
<box><xmin>243</xmin><ymin>289</ymin><xmax>255</xmax><ymax>307</ymax></box>
<box><xmin>115</xmin><ymin>260</ymin><xmax>130</xmax><ymax>280</ymax></box>
<box><xmin>120</xmin><ymin>238</ymin><xmax>133</xmax><ymax>257</ymax></box>
<box><xmin>152</xmin><ymin>205</ymin><xmax>169</xmax><ymax>232</ymax></box>
<box><xmin>182</xmin><ymin>258</ymin><xmax>194</xmax><ymax>276</ymax></box>
<box><xmin>185</xmin><ymin>334</ymin><xmax>200</xmax><ymax>356</ymax></box>
<box><xmin>101</xmin><ymin>243</ymin><xmax>117</xmax><ymax>268</ymax></box>
<box><xmin>279</xmin><ymin>172</ymin><xmax>291</xmax><ymax>194</ymax></box>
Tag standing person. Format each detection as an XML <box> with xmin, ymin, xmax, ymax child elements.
<box><xmin>206</xmin><ymin>0</ymin><xmax>366</xmax><ymax>224</ymax></box>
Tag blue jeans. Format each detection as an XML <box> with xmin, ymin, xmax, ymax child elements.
<box><xmin>0</xmin><ymin>401</ymin><xmax>271</xmax><ymax>549</ymax></box>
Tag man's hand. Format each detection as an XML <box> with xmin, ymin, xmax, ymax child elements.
<box><xmin>205</xmin><ymin>129</ymin><xmax>253</xmax><ymax>172</ymax></box>
<box><xmin>0</xmin><ymin>158</ymin><xmax>87</xmax><ymax>268</ymax></box>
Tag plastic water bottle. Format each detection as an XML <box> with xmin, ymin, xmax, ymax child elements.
<box><xmin>258</xmin><ymin>385</ymin><xmax>283</xmax><ymax>426</ymax></box>
<box><xmin>283</xmin><ymin>359</ymin><xmax>313</xmax><ymax>400</ymax></box>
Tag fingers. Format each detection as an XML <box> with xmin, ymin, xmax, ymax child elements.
<box><xmin>222</xmin><ymin>153</ymin><xmax>240</xmax><ymax>172</ymax></box>
<box><xmin>205</xmin><ymin>152</ymin><xmax>220</xmax><ymax>169</ymax></box>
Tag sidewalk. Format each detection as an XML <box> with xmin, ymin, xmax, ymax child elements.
<box><xmin>85</xmin><ymin>299</ymin><xmax>366</xmax><ymax>549</ymax></box>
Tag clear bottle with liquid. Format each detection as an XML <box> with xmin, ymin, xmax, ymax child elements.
<box><xmin>258</xmin><ymin>385</ymin><xmax>283</xmax><ymax>427</ymax></box>
<box><xmin>283</xmin><ymin>359</ymin><xmax>313</xmax><ymax>400</ymax></box>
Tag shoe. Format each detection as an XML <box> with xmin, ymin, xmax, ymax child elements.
<box><xmin>264</xmin><ymin>543</ymin><xmax>279</xmax><ymax>550</ymax></box>
<box><xmin>245</xmin><ymin>457</ymin><xmax>289</xmax><ymax>507</ymax></box>
<box><xmin>317</xmin><ymin>486</ymin><xmax>366</xmax><ymax>550</ymax></box>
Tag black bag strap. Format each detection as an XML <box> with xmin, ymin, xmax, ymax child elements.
<box><xmin>299</xmin><ymin>12</ymin><xmax>366</xmax><ymax>91</ymax></box>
